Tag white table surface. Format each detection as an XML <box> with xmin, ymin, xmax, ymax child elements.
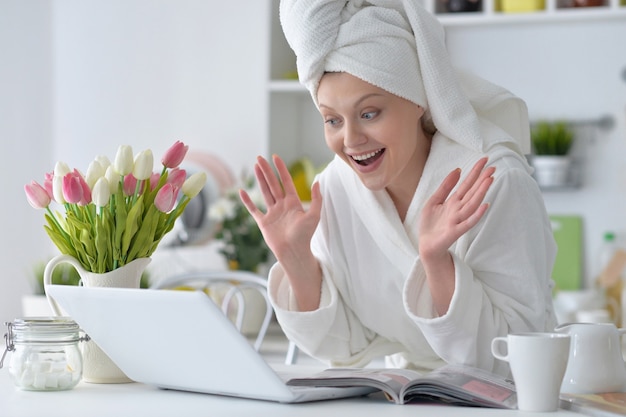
<box><xmin>0</xmin><ymin>369</ymin><xmax>585</xmax><ymax>417</ymax></box>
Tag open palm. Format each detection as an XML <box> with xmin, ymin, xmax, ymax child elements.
<box><xmin>418</xmin><ymin>157</ymin><xmax>495</xmax><ymax>260</ymax></box>
<box><xmin>239</xmin><ymin>155</ymin><xmax>322</xmax><ymax>261</ymax></box>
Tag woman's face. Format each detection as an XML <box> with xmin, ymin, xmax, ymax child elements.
<box><xmin>317</xmin><ymin>72</ymin><xmax>429</xmax><ymax>194</ymax></box>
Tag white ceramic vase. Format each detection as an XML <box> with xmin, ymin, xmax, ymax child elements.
<box><xmin>43</xmin><ymin>254</ymin><xmax>151</xmax><ymax>384</ymax></box>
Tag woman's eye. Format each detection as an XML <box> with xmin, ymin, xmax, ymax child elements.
<box><xmin>362</xmin><ymin>111</ymin><xmax>377</xmax><ymax>120</ymax></box>
<box><xmin>325</xmin><ymin>118</ymin><xmax>340</xmax><ymax>126</ymax></box>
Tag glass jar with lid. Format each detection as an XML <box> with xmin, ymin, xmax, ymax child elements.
<box><xmin>1</xmin><ymin>317</ymin><xmax>85</xmax><ymax>391</ymax></box>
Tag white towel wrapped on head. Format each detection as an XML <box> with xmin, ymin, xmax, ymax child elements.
<box><xmin>279</xmin><ymin>0</ymin><xmax>530</xmax><ymax>155</ymax></box>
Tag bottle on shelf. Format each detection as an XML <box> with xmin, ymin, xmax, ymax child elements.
<box><xmin>597</xmin><ymin>232</ymin><xmax>618</xmax><ymax>280</ymax></box>
<box><xmin>595</xmin><ymin>231</ymin><xmax>626</xmax><ymax>326</ymax></box>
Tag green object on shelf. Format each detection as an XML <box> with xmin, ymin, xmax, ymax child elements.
<box><xmin>550</xmin><ymin>215</ymin><xmax>583</xmax><ymax>292</ymax></box>
<box><xmin>531</xmin><ymin>121</ymin><xmax>574</xmax><ymax>156</ymax></box>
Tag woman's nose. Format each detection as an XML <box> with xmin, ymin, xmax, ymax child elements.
<box><xmin>344</xmin><ymin>121</ymin><xmax>367</xmax><ymax>147</ymax></box>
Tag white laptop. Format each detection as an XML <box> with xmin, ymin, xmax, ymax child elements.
<box><xmin>44</xmin><ymin>285</ymin><xmax>373</xmax><ymax>403</ymax></box>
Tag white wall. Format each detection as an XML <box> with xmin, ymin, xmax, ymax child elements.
<box><xmin>52</xmin><ymin>0</ymin><xmax>268</xmax><ymax>170</ymax></box>
<box><xmin>0</xmin><ymin>1</ymin><xmax>54</xmax><ymax>323</ymax></box>
<box><xmin>446</xmin><ymin>19</ymin><xmax>626</xmax><ymax>286</ymax></box>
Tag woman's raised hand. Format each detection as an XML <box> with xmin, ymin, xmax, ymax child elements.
<box><xmin>417</xmin><ymin>157</ymin><xmax>495</xmax><ymax>314</ymax></box>
<box><xmin>239</xmin><ymin>155</ymin><xmax>322</xmax><ymax>265</ymax></box>
<box><xmin>418</xmin><ymin>157</ymin><xmax>495</xmax><ymax>261</ymax></box>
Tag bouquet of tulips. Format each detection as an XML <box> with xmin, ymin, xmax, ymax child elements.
<box><xmin>24</xmin><ymin>140</ymin><xmax>207</xmax><ymax>273</ymax></box>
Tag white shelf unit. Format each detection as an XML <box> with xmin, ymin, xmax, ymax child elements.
<box><xmin>266</xmin><ymin>0</ymin><xmax>626</xmax><ymax>167</ymax></box>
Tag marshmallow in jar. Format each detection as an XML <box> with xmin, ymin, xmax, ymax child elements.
<box><xmin>1</xmin><ymin>317</ymin><xmax>84</xmax><ymax>391</ymax></box>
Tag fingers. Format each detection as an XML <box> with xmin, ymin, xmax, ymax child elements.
<box><xmin>428</xmin><ymin>157</ymin><xmax>491</xmax><ymax>207</ymax></box>
<box><xmin>428</xmin><ymin>168</ymin><xmax>461</xmax><ymax>207</ymax></box>
<box><xmin>455</xmin><ymin>158</ymin><xmax>494</xmax><ymax>226</ymax></box>
<box><xmin>254</xmin><ymin>161</ymin><xmax>276</xmax><ymax>206</ymax></box>
<box><xmin>254</xmin><ymin>154</ymin><xmax>301</xmax><ymax>205</ymax></box>
<box><xmin>426</xmin><ymin>157</ymin><xmax>495</xmax><ymax>225</ymax></box>
<box><xmin>457</xmin><ymin>176</ymin><xmax>493</xmax><ymax>223</ymax></box>
<box><xmin>255</xmin><ymin>156</ymin><xmax>283</xmax><ymax>205</ymax></box>
<box><xmin>308</xmin><ymin>181</ymin><xmax>323</xmax><ymax>219</ymax></box>
<box><xmin>239</xmin><ymin>188</ymin><xmax>260</xmax><ymax>220</ymax></box>
<box><xmin>462</xmin><ymin>201</ymin><xmax>490</xmax><ymax>231</ymax></box>
<box><xmin>272</xmin><ymin>154</ymin><xmax>299</xmax><ymax>198</ymax></box>
<box><xmin>459</xmin><ymin>160</ymin><xmax>495</xmax><ymax>211</ymax></box>
<box><xmin>455</xmin><ymin>157</ymin><xmax>490</xmax><ymax>200</ymax></box>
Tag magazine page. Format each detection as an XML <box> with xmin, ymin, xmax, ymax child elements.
<box><xmin>286</xmin><ymin>364</ymin><xmax>517</xmax><ymax>407</ymax></box>
<box><xmin>401</xmin><ymin>364</ymin><xmax>517</xmax><ymax>409</ymax></box>
<box><xmin>560</xmin><ymin>392</ymin><xmax>626</xmax><ymax>417</ymax></box>
<box><xmin>287</xmin><ymin>368</ymin><xmax>424</xmax><ymax>404</ymax></box>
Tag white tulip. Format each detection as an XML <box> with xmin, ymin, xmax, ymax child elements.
<box><xmin>113</xmin><ymin>145</ymin><xmax>133</xmax><ymax>176</ymax></box>
<box><xmin>52</xmin><ymin>161</ymin><xmax>70</xmax><ymax>204</ymax></box>
<box><xmin>92</xmin><ymin>177</ymin><xmax>111</xmax><ymax>209</ymax></box>
<box><xmin>182</xmin><ymin>172</ymin><xmax>207</xmax><ymax>199</ymax></box>
<box><xmin>94</xmin><ymin>155</ymin><xmax>111</xmax><ymax>171</ymax></box>
<box><xmin>105</xmin><ymin>166</ymin><xmax>121</xmax><ymax>195</ymax></box>
<box><xmin>133</xmin><ymin>149</ymin><xmax>153</xmax><ymax>181</ymax></box>
<box><xmin>85</xmin><ymin>160</ymin><xmax>105</xmax><ymax>189</ymax></box>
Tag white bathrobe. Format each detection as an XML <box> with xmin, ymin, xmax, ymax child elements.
<box><xmin>268</xmin><ymin>125</ymin><xmax>557</xmax><ymax>376</ymax></box>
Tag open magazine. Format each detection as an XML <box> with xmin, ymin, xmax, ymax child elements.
<box><xmin>287</xmin><ymin>363</ymin><xmax>517</xmax><ymax>407</ymax></box>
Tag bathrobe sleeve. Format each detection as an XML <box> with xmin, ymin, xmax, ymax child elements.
<box><xmin>267</xmin><ymin>202</ymin><xmax>405</xmax><ymax>368</ymax></box>
<box><xmin>404</xmin><ymin>157</ymin><xmax>558</xmax><ymax>374</ymax></box>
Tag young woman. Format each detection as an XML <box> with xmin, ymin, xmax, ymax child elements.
<box><xmin>240</xmin><ymin>0</ymin><xmax>557</xmax><ymax>376</ymax></box>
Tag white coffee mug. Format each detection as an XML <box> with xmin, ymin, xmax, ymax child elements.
<box><xmin>491</xmin><ymin>332</ymin><xmax>571</xmax><ymax>412</ymax></box>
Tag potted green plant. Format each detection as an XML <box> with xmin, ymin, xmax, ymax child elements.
<box><xmin>530</xmin><ymin>120</ymin><xmax>575</xmax><ymax>188</ymax></box>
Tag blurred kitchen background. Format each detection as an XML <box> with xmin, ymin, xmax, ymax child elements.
<box><xmin>1</xmin><ymin>0</ymin><xmax>625</xmax><ymax>324</ymax></box>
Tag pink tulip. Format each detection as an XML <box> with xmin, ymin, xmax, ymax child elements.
<box><xmin>24</xmin><ymin>181</ymin><xmax>51</xmax><ymax>209</ymax></box>
<box><xmin>154</xmin><ymin>183</ymin><xmax>178</xmax><ymax>213</ymax></box>
<box><xmin>124</xmin><ymin>174</ymin><xmax>139</xmax><ymax>196</ymax></box>
<box><xmin>62</xmin><ymin>172</ymin><xmax>83</xmax><ymax>204</ymax></box>
<box><xmin>167</xmin><ymin>168</ymin><xmax>186</xmax><ymax>189</ymax></box>
<box><xmin>161</xmin><ymin>141</ymin><xmax>188</xmax><ymax>169</ymax></box>
<box><xmin>149</xmin><ymin>172</ymin><xmax>161</xmax><ymax>191</ymax></box>
<box><xmin>43</xmin><ymin>172</ymin><xmax>54</xmax><ymax>201</ymax></box>
<box><xmin>75</xmin><ymin>170</ymin><xmax>92</xmax><ymax>205</ymax></box>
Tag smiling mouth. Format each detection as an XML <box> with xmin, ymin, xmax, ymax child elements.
<box><xmin>351</xmin><ymin>149</ymin><xmax>385</xmax><ymax>166</ymax></box>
